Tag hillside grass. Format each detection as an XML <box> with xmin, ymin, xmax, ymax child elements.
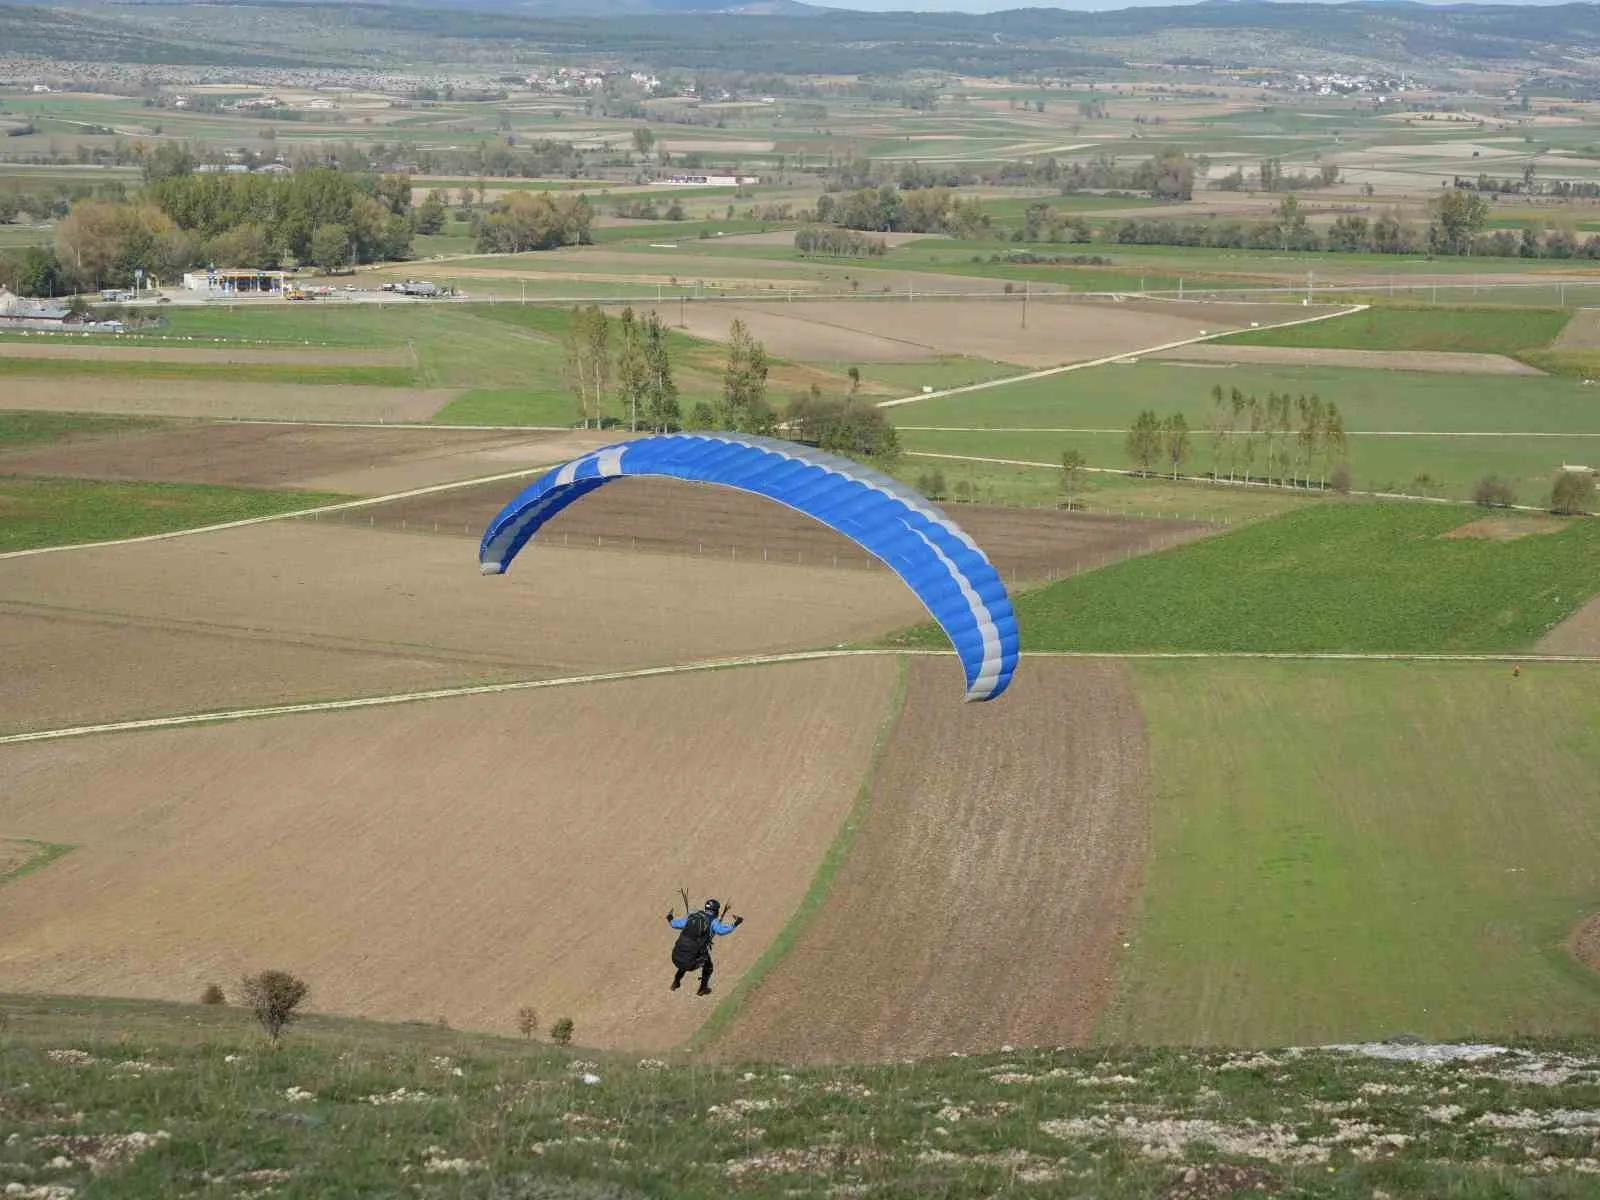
<box><xmin>1215</xmin><ymin>305</ymin><xmax>1571</xmax><ymax>356</ymax></box>
<box><xmin>0</xmin><ymin>478</ymin><xmax>348</xmax><ymax>551</ymax></box>
<box><xmin>889</xmin><ymin>503</ymin><xmax>1600</xmax><ymax>654</ymax></box>
<box><xmin>1104</xmin><ymin>659</ymin><xmax>1600</xmax><ymax>1046</ymax></box>
<box><xmin>1</xmin><ymin>993</ymin><xmax>1597</xmax><ymax>1198</ymax></box>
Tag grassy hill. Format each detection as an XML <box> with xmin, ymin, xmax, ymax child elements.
<box><xmin>1</xmin><ymin>994</ymin><xmax>1597</xmax><ymax>1198</ymax></box>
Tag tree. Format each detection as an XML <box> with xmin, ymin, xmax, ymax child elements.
<box><xmin>309</xmin><ymin>222</ymin><xmax>350</xmax><ymax>272</ymax></box>
<box><xmin>1473</xmin><ymin>476</ymin><xmax>1518</xmax><ymax>508</ymax></box>
<box><xmin>915</xmin><ymin>467</ymin><xmax>947</xmax><ymax>500</ymax></box>
<box><xmin>0</xmin><ymin>246</ymin><xmax>67</xmax><ymax>297</ymax></box>
<box><xmin>1059</xmin><ymin>448</ymin><xmax>1087</xmax><ymax>508</ymax></box>
<box><xmin>1125</xmin><ymin>409</ymin><xmax>1162</xmax><ymax>475</ymax></box>
<box><xmin>516</xmin><ymin>1006</ymin><xmax>538</xmax><ymax>1040</ymax></box>
<box><xmin>414</xmin><ymin>189</ymin><xmax>447</xmax><ymax>235</ymax></box>
<box><xmin>562</xmin><ymin>305</ymin><xmax>611</xmax><ymax>428</ymax></box>
<box><xmin>614</xmin><ymin>306</ymin><xmax>648</xmax><ymax>432</ymax></box>
<box><xmin>632</xmin><ymin>126</ymin><xmax>656</xmax><ymax>158</ymax></box>
<box><xmin>641</xmin><ymin>311</ymin><xmax>679</xmax><ymax>432</ymax></box>
<box><xmin>239</xmin><ymin>970</ymin><xmax>309</xmax><ymax>1047</ymax></box>
<box><xmin>720</xmin><ymin>319</ymin><xmax>772</xmax><ymax>433</ymax></box>
<box><xmin>1161</xmin><ymin>412</ymin><xmax>1190</xmax><ymax>479</ymax></box>
<box><xmin>1430</xmin><ymin>188</ymin><xmax>1489</xmax><ymax>255</ymax></box>
<box><xmin>1551</xmin><ymin>469</ymin><xmax>1594</xmax><ymax>515</ymax></box>
<box><xmin>549</xmin><ymin>1017</ymin><xmax>575</xmax><ymax>1047</ymax></box>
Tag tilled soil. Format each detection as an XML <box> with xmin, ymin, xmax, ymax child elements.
<box><xmin>366</xmin><ymin>476</ymin><xmax>1210</xmax><ymax>584</ymax></box>
<box><xmin>0</xmin><ymin>424</ymin><xmax>565</xmax><ymax>492</ymax></box>
<box><xmin>1151</xmin><ymin>344</ymin><xmax>1543</xmax><ymax>375</ymax></box>
<box><xmin>1537</xmin><ymin>595</ymin><xmax>1600</xmax><ymax>655</ymax></box>
<box><xmin>708</xmin><ymin>656</ymin><xmax>1152</xmax><ymax>1063</ymax></box>
<box><xmin>0</xmin><ymin>656</ymin><xmax>898</xmax><ymax>1048</ymax></box>
<box><xmin>1572</xmin><ymin>914</ymin><xmax>1600</xmax><ymax>974</ymax></box>
<box><xmin>0</xmin><ymin>379</ymin><xmax>456</xmax><ymax>422</ymax></box>
<box><xmin>0</xmin><ymin>522</ymin><xmax>923</xmax><ymax>732</ymax></box>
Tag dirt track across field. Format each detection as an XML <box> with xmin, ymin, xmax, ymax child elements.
<box><xmin>1573</xmin><ymin>914</ymin><xmax>1600</xmax><ymax>974</ymax></box>
<box><xmin>0</xmin><ymin>424</ymin><xmax>612</xmax><ymax>495</ymax></box>
<box><xmin>0</xmin><ymin>656</ymin><xmax>898</xmax><ymax>1048</ymax></box>
<box><xmin>1151</xmin><ymin>344</ymin><xmax>1543</xmax><ymax>375</ymax></box>
<box><xmin>626</xmin><ymin>298</ymin><xmax>1325</xmax><ymax>368</ymax></box>
<box><xmin>367</xmin><ymin>476</ymin><xmax>1210</xmax><ymax>582</ymax></box>
<box><xmin>0</xmin><ymin>522</ymin><xmax>922</xmax><ymax>732</ymax></box>
<box><xmin>710</xmin><ymin>656</ymin><xmax>1151</xmax><ymax>1063</ymax></box>
<box><xmin>1552</xmin><ymin>308</ymin><xmax>1600</xmax><ymax>350</ymax></box>
<box><xmin>0</xmin><ymin>341</ymin><xmax>411</xmax><ymax>367</ymax></box>
<box><xmin>0</xmin><ymin>379</ymin><xmax>456</xmax><ymax>422</ymax></box>
<box><xmin>1538</xmin><ymin>594</ymin><xmax>1600</xmax><ymax>655</ymax></box>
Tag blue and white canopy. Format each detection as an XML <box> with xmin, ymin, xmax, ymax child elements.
<box><xmin>478</xmin><ymin>433</ymin><xmax>1019</xmax><ymax>701</ymax></box>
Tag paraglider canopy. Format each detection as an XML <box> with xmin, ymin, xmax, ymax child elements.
<box><xmin>479</xmin><ymin>433</ymin><xmax>1019</xmax><ymax>701</ymax></box>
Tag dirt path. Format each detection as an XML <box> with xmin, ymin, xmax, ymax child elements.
<box><xmin>1151</xmin><ymin>344</ymin><xmax>1543</xmax><ymax>375</ymax></box>
<box><xmin>0</xmin><ymin>656</ymin><xmax>897</xmax><ymax>1048</ymax></box>
<box><xmin>0</xmin><ymin>379</ymin><xmax>456</xmax><ymax>422</ymax></box>
<box><xmin>1552</xmin><ymin>308</ymin><xmax>1600</xmax><ymax>350</ymax></box>
<box><xmin>1538</xmin><ymin>595</ymin><xmax>1600</xmax><ymax>655</ymax></box>
<box><xmin>0</xmin><ymin>522</ymin><xmax>923</xmax><ymax>732</ymax></box>
<box><xmin>1572</xmin><ymin>914</ymin><xmax>1600</xmax><ymax>974</ymax></box>
<box><xmin>709</xmin><ymin>655</ymin><xmax>1151</xmax><ymax>1063</ymax></box>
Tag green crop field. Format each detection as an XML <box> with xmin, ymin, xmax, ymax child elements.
<box><xmin>0</xmin><ymin>411</ymin><xmax>166</xmax><ymax>446</ymax></box>
<box><xmin>1103</xmin><ymin>659</ymin><xmax>1600</xmax><ymax>1046</ymax></box>
<box><xmin>0</xmin><ymin>357</ymin><xmax>414</xmax><ymax>387</ymax></box>
<box><xmin>891</xmin><ymin>503</ymin><xmax>1600</xmax><ymax>654</ymax></box>
<box><xmin>1217</xmin><ymin>306</ymin><xmax>1571</xmax><ymax>356</ymax></box>
<box><xmin>0</xmin><ymin>478</ymin><xmax>347</xmax><ymax>551</ymax></box>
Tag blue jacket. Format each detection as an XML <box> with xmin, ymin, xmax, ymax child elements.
<box><xmin>669</xmin><ymin>912</ymin><xmax>738</xmax><ymax>937</ymax></box>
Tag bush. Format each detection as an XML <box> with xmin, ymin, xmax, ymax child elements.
<box><xmin>239</xmin><ymin>970</ymin><xmax>309</xmax><ymax>1046</ymax></box>
<box><xmin>200</xmin><ymin>983</ymin><xmax>226</xmax><ymax>1006</ymax></box>
<box><xmin>549</xmin><ymin>1017</ymin><xmax>575</xmax><ymax>1047</ymax></box>
<box><xmin>1551</xmin><ymin>470</ymin><xmax>1595</xmax><ymax>515</ymax></box>
<box><xmin>1473</xmin><ymin>475</ymin><xmax>1518</xmax><ymax>508</ymax></box>
<box><xmin>516</xmin><ymin>1006</ymin><xmax>539</xmax><ymax>1039</ymax></box>
<box><xmin>914</xmin><ymin>468</ymin><xmax>947</xmax><ymax>501</ymax></box>
<box><xmin>1329</xmin><ymin>462</ymin><xmax>1352</xmax><ymax>494</ymax></box>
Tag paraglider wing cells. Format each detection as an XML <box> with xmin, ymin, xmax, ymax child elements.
<box><xmin>478</xmin><ymin>433</ymin><xmax>1018</xmax><ymax>701</ymax></box>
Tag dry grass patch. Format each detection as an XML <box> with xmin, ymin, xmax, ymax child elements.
<box><xmin>1441</xmin><ymin>514</ymin><xmax>1572</xmax><ymax>541</ymax></box>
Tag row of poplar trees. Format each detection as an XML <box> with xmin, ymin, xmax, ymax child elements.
<box><xmin>562</xmin><ymin>306</ymin><xmax>680</xmax><ymax>432</ymax></box>
<box><xmin>1126</xmin><ymin>385</ymin><xmax>1349</xmax><ymax>489</ymax></box>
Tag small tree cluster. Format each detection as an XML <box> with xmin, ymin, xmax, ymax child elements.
<box><xmin>1203</xmin><ymin>385</ymin><xmax>1348</xmax><ymax>489</ymax></box>
<box><xmin>1551</xmin><ymin>469</ymin><xmax>1595</xmax><ymax>515</ymax></box>
<box><xmin>915</xmin><ymin>467</ymin><xmax>948</xmax><ymax>500</ymax></box>
<box><xmin>793</xmin><ymin>226</ymin><xmax>887</xmax><ymax>258</ymax></box>
<box><xmin>1473</xmin><ymin>475</ymin><xmax>1518</xmax><ymax>509</ymax></box>
<box><xmin>785</xmin><ymin>385</ymin><xmax>901</xmax><ymax>469</ymax></box>
<box><xmin>239</xmin><ymin>970</ymin><xmax>309</xmax><ymax>1047</ymax></box>
<box><xmin>1125</xmin><ymin>410</ymin><xmax>1190</xmax><ymax>479</ymax></box>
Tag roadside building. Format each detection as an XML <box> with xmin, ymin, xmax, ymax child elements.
<box><xmin>0</xmin><ymin>289</ymin><xmax>85</xmax><ymax>329</ymax></box>
<box><xmin>180</xmin><ymin>268</ymin><xmax>290</xmax><ymax>296</ymax></box>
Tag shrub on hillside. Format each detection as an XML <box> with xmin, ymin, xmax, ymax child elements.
<box><xmin>516</xmin><ymin>1006</ymin><xmax>539</xmax><ymax>1040</ymax></box>
<box><xmin>240</xmin><ymin>970</ymin><xmax>309</xmax><ymax>1046</ymax></box>
<box><xmin>1473</xmin><ymin>475</ymin><xmax>1518</xmax><ymax>509</ymax></box>
<box><xmin>1329</xmin><ymin>462</ymin><xmax>1352</xmax><ymax>494</ymax></box>
<box><xmin>1551</xmin><ymin>470</ymin><xmax>1595</xmax><ymax>515</ymax></box>
<box><xmin>200</xmin><ymin>983</ymin><xmax>226</xmax><ymax>1006</ymax></box>
<box><xmin>549</xmin><ymin>1017</ymin><xmax>575</xmax><ymax>1047</ymax></box>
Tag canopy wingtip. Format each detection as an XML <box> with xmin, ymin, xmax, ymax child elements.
<box><xmin>479</xmin><ymin>560</ymin><xmax>505</xmax><ymax>576</ymax></box>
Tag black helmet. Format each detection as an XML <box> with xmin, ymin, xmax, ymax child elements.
<box><xmin>703</xmin><ymin>898</ymin><xmax>721</xmax><ymax>916</ymax></box>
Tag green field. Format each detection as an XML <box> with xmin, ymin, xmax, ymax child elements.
<box><xmin>1103</xmin><ymin>659</ymin><xmax>1600</xmax><ymax>1045</ymax></box>
<box><xmin>0</xmin><ymin>410</ymin><xmax>166</xmax><ymax>446</ymax></box>
<box><xmin>0</xmin><ymin>478</ymin><xmax>347</xmax><ymax>551</ymax></box>
<box><xmin>0</xmin><ymin>356</ymin><xmax>414</xmax><ymax>387</ymax></box>
<box><xmin>892</xmin><ymin>503</ymin><xmax>1600</xmax><ymax>654</ymax></box>
<box><xmin>1217</xmin><ymin>305</ymin><xmax>1572</xmax><ymax>356</ymax></box>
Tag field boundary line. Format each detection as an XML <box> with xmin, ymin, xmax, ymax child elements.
<box><xmin>0</xmin><ymin>464</ymin><xmax>562</xmax><ymax>562</ymax></box>
<box><xmin>4</xmin><ymin>648</ymin><xmax>1596</xmax><ymax>748</ymax></box>
<box><xmin>873</xmin><ymin>303</ymin><xmax>1366</xmax><ymax>410</ymax></box>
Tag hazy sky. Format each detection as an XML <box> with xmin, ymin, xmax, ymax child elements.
<box><xmin>815</xmin><ymin>0</ymin><xmax>1568</xmax><ymax>9</ymax></box>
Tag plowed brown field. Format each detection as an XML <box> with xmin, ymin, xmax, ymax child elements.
<box><xmin>0</xmin><ymin>424</ymin><xmax>614</xmax><ymax>496</ymax></box>
<box><xmin>367</xmin><ymin>477</ymin><xmax>1209</xmax><ymax>582</ymax></box>
<box><xmin>710</xmin><ymin>656</ymin><xmax>1151</xmax><ymax>1063</ymax></box>
<box><xmin>1152</xmin><ymin>344</ymin><xmax>1542</xmax><ymax>375</ymax></box>
<box><xmin>1538</xmin><ymin>595</ymin><xmax>1600</xmax><ymax>654</ymax></box>
<box><xmin>0</xmin><ymin>656</ymin><xmax>898</xmax><ymax>1048</ymax></box>
<box><xmin>0</xmin><ymin>522</ymin><xmax>923</xmax><ymax>732</ymax></box>
<box><xmin>628</xmin><ymin>298</ymin><xmax>1328</xmax><ymax>368</ymax></box>
<box><xmin>0</xmin><ymin>379</ymin><xmax>455</xmax><ymax>422</ymax></box>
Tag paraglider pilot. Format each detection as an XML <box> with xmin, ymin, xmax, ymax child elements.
<box><xmin>666</xmin><ymin>898</ymin><xmax>742</xmax><ymax>996</ymax></box>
